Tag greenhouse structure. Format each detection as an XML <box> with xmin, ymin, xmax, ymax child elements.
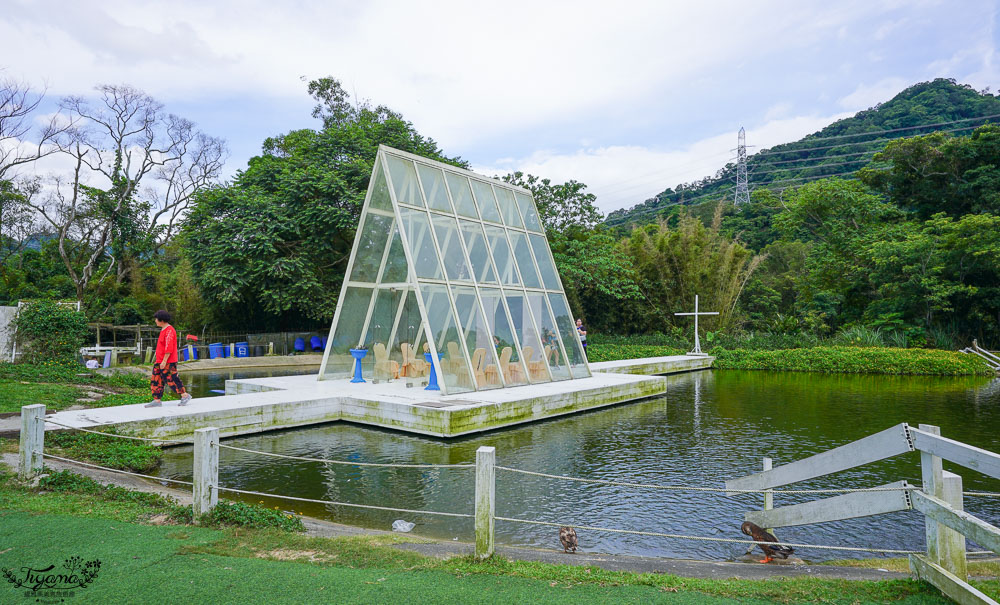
<box><xmin>318</xmin><ymin>145</ymin><xmax>590</xmax><ymax>395</ymax></box>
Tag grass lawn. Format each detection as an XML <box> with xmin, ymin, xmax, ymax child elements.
<box><xmin>0</xmin><ymin>512</ymin><xmax>956</xmax><ymax>605</ymax></box>
<box><xmin>1</xmin><ymin>464</ymin><xmax>990</xmax><ymax>605</ymax></box>
<box><xmin>0</xmin><ymin>380</ymin><xmax>85</xmax><ymax>412</ymax></box>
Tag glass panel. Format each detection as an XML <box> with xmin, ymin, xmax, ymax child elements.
<box><xmin>349</xmin><ymin>213</ymin><xmax>393</xmax><ymax>283</ymax></box>
<box><xmin>396</xmin><ymin>290</ymin><xmax>429</xmax><ymax>383</ymax></box>
<box><xmin>527</xmin><ymin>292</ymin><xmax>571</xmax><ymax>380</ymax></box>
<box><xmin>529</xmin><ymin>234</ymin><xmax>560</xmax><ymax>290</ymax></box>
<box><xmin>363</xmin><ymin>288</ymin><xmax>404</xmax><ymax>381</ymax></box>
<box><xmin>369</xmin><ymin>161</ymin><xmax>392</xmax><ymax>211</ymax></box>
<box><xmin>446</xmin><ymin>173</ymin><xmax>479</xmax><ymax>219</ymax></box>
<box><xmin>460</xmin><ymin>220</ymin><xmax>497</xmax><ymax>284</ymax></box>
<box><xmin>452</xmin><ymin>286</ymin><xmax>503</xmax><ymax>390</ymax></box>
<box><xmin>381</xmin><ymin>225</ymin><xmax>409</xmax><ymax>283</ymax></box>
<box><xmin>504</xmin><ymin>289</ymin><xmax>550</xmax><ymax>383</ymax></box>
<box><xmin>399</xmin><ymin>209</ymin><xmax>443</xmax><ymax>279</ymax></box>
<box><xmin>493</xmin><ymin>186</ymin><xmax>524</xmax><ymax>229</ymax></box>
<box><xmin>548</xmin><ymin>293</ymin><xmax>590</xmax><ymax>378</ymax></box>
<box><xmin>470</xmin><ymin>180</ymin><xmax>502</xmax><ymax>223</ymax></box>
<box><xmin>479</xmin><ymin>287</ymin><xmax>527</xmax><ymax>385</ymax></box>
<box><xmin>484</xmin><ymin>225</ymin><xmax>519</xmax><ymax>286</ymax></box>
<box><xmin>509</xmin><ymin>231</ymin><xmax>541</xmax><ymax>288</ymax></box>
<box><xmin>385</xmin><ymin>155</ymin><xmax>424</xmax><ymax>207</ymax></box>
<box><xmin>323</xmin><ymin>287</ymin><xmax>373</xmax><ymax>379</ymax></box>
<box><xmin>419</xmin><ymin>283</ymin><xmax>474</xmax><ymax>393</ymax></box>
<box><xmin>515</xmin><ymin>191</ymin><xmax>543</xmax><ymax>232</ymax></box>
<box><xmin>416</xmin><ymin>163</ymin><xmax>453</xmax><ymax>212</ymax></box>
<box><xmin>432</xmin><ymin>214</ymin><xmax>472</xmax><ymax>282</ymax></box>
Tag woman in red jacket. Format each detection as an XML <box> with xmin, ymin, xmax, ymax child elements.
<box><xmin>145</xmin><ymin>310</ymin><xmax>192</xmax><ymax>407</ymax></box>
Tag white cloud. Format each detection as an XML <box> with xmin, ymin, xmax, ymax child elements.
<box><xmin>474</xmin><ymin>111</ymin><xmax>855</xmax><ymax>213</ymax></box>
<box><xmin>838</xmin><ymin>77</ymin><xmax>909</xmax><ymax>111</ymax></box>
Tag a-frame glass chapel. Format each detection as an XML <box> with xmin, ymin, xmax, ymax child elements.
<box><xmin>318</xmin><ymin>145</ymin><xmax>590</xmax><ymax>395</ymax></box>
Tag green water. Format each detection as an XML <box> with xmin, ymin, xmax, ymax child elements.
<box><xmin>158</xmin><ymin>370</ymin><xmax>1000</xmax><ymax>561</ymax></box>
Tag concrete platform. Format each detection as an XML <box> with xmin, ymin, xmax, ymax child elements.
<box><xmin>42</xmin><ymin>355</ymin><xmax>712</xmax><ymax>440</ymax></box>
<box><xmin>590</xmin><ymin>355</ymin><xmax>713</xmax><ymax>376</ymax></box>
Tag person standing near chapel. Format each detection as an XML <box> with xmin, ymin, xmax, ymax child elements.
<box><xmin>576</xmin><ymin>318</ymin><xmax>588</xmax><ymax>356</ymax></box>
<box><xmin>145</xmin><ymin>310</ymin><xmax>192</xmax><ymax>407</ymax></box>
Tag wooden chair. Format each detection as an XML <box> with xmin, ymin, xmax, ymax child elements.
<box><xmin>486</xmin><ymin>346</ymin><xmax>511</xmax><ymax>385</ymax></box>
<box><xmin>471</xmin><ymin>348</ymin><xmax>487</xmax><ymax>387</ymax></box>
<box><xmin>373</xmin><ymin>343</ymin><xmax>399</xmax><ymax>380</ymax></box>
<box><xmin>446</xmin><ymin>341</ymin><xmax>463</xmax><ymax>375</ymax></box>
<box><xmin>400</xmin><ymin>343</ymin><xmax>427</xmax><ymax>377</ymax></box>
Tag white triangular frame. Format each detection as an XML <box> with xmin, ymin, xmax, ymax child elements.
<box><xmin>319</xmin><ymin>145</ymin><xmax>590</xmax><ymax>394</ymax></box>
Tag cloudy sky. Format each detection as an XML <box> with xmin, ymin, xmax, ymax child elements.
<box><xmin>3</xmin><ymin>0</ymin><xmax>998</xmax><ymax>213</ymax></box>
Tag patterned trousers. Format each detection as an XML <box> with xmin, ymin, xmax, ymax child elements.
<box><xmin>151</xmin><ymin>363</ymin><xmax>187</xmax><ymax>399</ymax></box>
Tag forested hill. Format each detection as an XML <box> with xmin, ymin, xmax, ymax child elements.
<box><xmin>605</xmin><ymin>78</ymin><xmax>1000</xmax><ymax>228</ymax></box>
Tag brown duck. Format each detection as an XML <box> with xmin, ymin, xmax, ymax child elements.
<box><xmin>741</xmin><ymin>521</ymin><xmax>794</xmax><ymax>563</ymax></box>
<box><xmin>559</xmin><ymin>526</ymin><xmax>578</xmax><ymax>553</ymax></box>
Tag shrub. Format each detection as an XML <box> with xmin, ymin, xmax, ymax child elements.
<box><xmin>203</xmin><ymin>500</ymin><xmax>304</xmax><ymax>532</ymax></box>
<box><xmin>831</xmin><ymin>325</ymin><xmax>884</xmax><ymax>347</ymax></box>
<box><xmin>13</xmin><ymin>300</ymin><xmax>89</xmax><ymax>364</ymax></box>
<box><xmin>46</xmin><ymin>430</ymin><xmax>163</xmax><ymax>473</ymax></box>
<box><xmin>711</xmin><ymin>346</ymin><xmax>994</xmax><ymax>376</ymax></box>
<box><xmin>38</xmin><ymin>470</ymin><xmax>191</xmax><ymax>523</ymax></box>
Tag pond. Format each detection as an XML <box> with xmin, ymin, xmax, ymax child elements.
<box><xmin>179</xmin><ymin>366</ymin><xmax>320</xmax><ymax>398</ymax></box>
<box><xmin>158</xmin><ymin>369</ymin><xmax>1000</xmax><ymax>561</ymax></box>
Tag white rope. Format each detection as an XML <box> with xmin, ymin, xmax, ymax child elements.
<box><xmin>44</xmin><ymin>419</ymin><xmax>191</xmax><ymax>444</ymax></box>
<box><xmin>214</xmin><ymin>485</ymin><xmax>472</xmax><ymax>518</ymax></box>
<box><xmin>496</xmin><ymin>466</ymin><xmax>917</xmax><ymax>495</ymax></box>
<box><xmin>964</xmin><ymin>491</ymin><xmax>1000</xmax><ymax>498</ymax></box>
<box><xmin>42</xmin><ymin>453</ymin><xmax>194</xmax><ymax>486</ymax></box>
<box><xmin>218</xmin><ymin>444</ymin><xmax>474</xmax><ymax>469</ymax></box>
<box><xmin>495</xmin><ymin>516</ymin><xmax>922</xmax><ymax>555</ymax></box>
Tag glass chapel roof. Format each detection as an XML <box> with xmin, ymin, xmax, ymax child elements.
<box><xmin>319</xmin><ymin>146</ymin><xmax>590</xmax><ymax>394</ymax></box>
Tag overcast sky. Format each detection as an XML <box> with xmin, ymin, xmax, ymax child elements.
<box><xmin>3</xmin><ymin>0</ymin><xmax>998</xmax><ymax>213</ymax></box>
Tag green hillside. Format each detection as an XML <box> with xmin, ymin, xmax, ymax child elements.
<box><xmin>605</xmin><ymin>79</ymin><xmax>1000</xmax><ymax>228</ymax></box>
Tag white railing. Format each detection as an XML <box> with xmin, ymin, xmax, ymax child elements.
<box><xmin>726</xmin><ymin>422</ymin><xmax>1000</xmax><ymax>605</ymax></box>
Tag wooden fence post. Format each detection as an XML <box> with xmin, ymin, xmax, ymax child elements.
<box><xmin>938</xmin><ymin>471</ymin><xmax>968</xmax><ymax>580</ymax></box>
<box><xmin>18</xmin><ymin>404</ymin><xmax>45</xmax><ymax>479</ymax></box>
<box><xmin>193</xmin><ymin>427</ymin><xmax>219</xmax><ymax>521</ymax></box>
<box><xmin>919</xmin><ymin>424</ymin><xmax>968</xmax><ymax>580</ymax></box>
<box><xmin>475</xmin><ymin>446</ymin><xmax>495</xmax><ymax>559</ymax></box>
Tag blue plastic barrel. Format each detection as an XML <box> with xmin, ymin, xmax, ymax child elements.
<box><xmin>235</xmin><ymin>341</ymin><xmax>249</xmax><ymax>358</ymax></box>
<box><xmin>309</xmin><ymin>336</ymin><xmax>323</xmax><ymax>351</ymax></box>
<box><xmin>293</xmin><ymin>337</ymin><xmax>306</xmax><ymax>353</ymax></box>
<box><xmin>182</xmin><ymin>345</ymin><xmax>198</xmax><ymax>362</ymax></box>
<box><xmin>208</xmin><ymin>343</ymin><xmax>224</xmax><ymax>359</ymax></box>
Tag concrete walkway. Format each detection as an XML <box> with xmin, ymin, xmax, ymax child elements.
<box><xmin>0</xmin><ymin>452</ymin><xmax>916</xmax><ymax>582</ymax></box>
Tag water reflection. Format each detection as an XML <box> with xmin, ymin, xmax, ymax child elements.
<box><xmin>158</xmin><ymin>370</ymin><xmax>1000</xmax><ymax>561</ymax></box>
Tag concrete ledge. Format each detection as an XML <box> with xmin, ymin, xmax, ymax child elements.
<box><xmin>590</xmin><ymin>355</ymin><xmax>714</xmax><ymax>376</ymax></box>
<box><xmin>178</xmin><ymin>354</ymin><xmax>323</xmax><ymax>371</ymax></box>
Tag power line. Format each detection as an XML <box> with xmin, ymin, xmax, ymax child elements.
<box><xmin>765</xmin><ymin>112</ymin><xmax>1000</xmax><ymax>145</ymax></box>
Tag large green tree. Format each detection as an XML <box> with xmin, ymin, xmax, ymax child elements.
<box><xmin>182</xmin><ymin>78</ymin><xmax>463</xmax><ymax>329</ymax></box>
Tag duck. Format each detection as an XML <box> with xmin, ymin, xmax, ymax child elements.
<box><xmin>559</xmin><ymin>526</ymin><xmax>578</xmax><ymax>553</ymax></box>
<box><xmin>741</xmin><ymin>521</ymin><xmax>794</xmax><ymax>563</ymax></box>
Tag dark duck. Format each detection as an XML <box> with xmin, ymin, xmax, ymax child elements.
<box><xmin>741</xmin><ymin>521</ymin><xmax>794</xmax><ymax>563</ymax></box>
<box><xmin>559</xmin><ymin>526</ymin><xmax>577</xmax><ymax>553</ymax></box>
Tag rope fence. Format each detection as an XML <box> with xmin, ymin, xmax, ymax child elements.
<box><xmin>495</xmin><ymin>516</ymin><xmax>923</xmax><ymax>555</ymax></box>
<box><xmin>15</xmin><ymin>406</ymin><xmax>1000</xmax><ymax>569</ymax></box>
<box><xmin>44</xmin><ymin>419</ymin><xmax>194</xmax><ymax>445</ymax></box>
<box><xmin>42</xmin><ymin>453</ymin><xmax>194</xmax><ymax>486</ymax></box>
<box><xmin>213</xmin><ymin>485</ymin><xmax>472</xmax><ymax>518</ymax></box>
<box><xmin>218</xmin><ymin>444</ymin><xmax>474</xmax><ymax>469</ymax></box>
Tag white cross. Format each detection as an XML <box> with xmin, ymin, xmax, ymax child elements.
<box><xmin>674</xmin><ymin>295</ymin><xmax>719</xmax><ymax>356</ymax></box>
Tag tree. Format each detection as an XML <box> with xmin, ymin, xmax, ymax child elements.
<box><xmin>501</xmin><ymin>172</ymin><xmax>603</xmax><ymax>233</ymax></box>
<box><xmin>183</xmin><ymin>77</ymin><xmax>462</xmax><ymax>328</ymax></box>
<box><xmin>24</xmin><ymin>84</ymin><xmax>225</xmax><ymax>300</ymax></box>
<box><xmin>0</xmin><ymin>77</ymin><xmax>68</xmax><ymax>182</ymax></box>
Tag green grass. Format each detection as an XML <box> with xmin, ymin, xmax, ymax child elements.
<box><xmin>0</xmin><ymin>362</ymin><xmax>165</xmax><ymax>413</ymax></box>
<box><xmin>587</xmin><ymin>344</ymin><xmax>687</xmax><ymax>362</ymax></box>
<box><xmin>46</xmin><ymin>430</ymin><xmax>164</xmax><ymax>473</ymax></box>
<box><xmin>0</xmin><ymin>511</ymin><xmax>960</xmax><ymax>605</ymax></box>
<box><xmin>710</xmin><ymin>346</ymin><xmax>994</xmax><ymax>376</ymax></box>
<box><xmin>0</xmin><ymin>379</ymin><xmax>86</xmax><ymax>412</ymax></box>
<box><xmin>0</xmin><ymin>464</ymin><xmax>985</xmax><ymax>604</ymax></box>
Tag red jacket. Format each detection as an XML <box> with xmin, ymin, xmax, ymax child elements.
<box><xmin>156</xmin><ymin>324</ymin><xmax>178</xmax><ymax>364</ymax></box>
